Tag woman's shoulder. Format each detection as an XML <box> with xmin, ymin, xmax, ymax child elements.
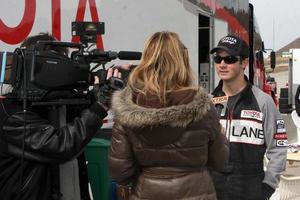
<box><xmin>111</xmin><ymin>86</ymin><xmax>213</xmax><ymax>128</ymax></box>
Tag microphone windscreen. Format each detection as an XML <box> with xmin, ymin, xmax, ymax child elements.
<box><xmin>118</xmin><ymin>51</ymin><xmax>142</xmax><ymax>60</ymax></box>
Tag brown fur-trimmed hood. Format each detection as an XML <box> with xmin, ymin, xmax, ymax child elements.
<box><xmin>111</xmin><ymin>87</ymin><xmax>212</xmax><ymax>127</ymax></box>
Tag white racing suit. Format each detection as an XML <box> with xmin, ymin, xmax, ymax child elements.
<box><xmin>210</xmin><ymin>78</ymin><xmax>287</xmax><ymax>200</ymax></box>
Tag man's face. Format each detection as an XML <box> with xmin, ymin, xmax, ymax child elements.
<box><xmin>214</xmin><ymin>50</ymin><xmax>247</xmax><ymax>82</ymax></box>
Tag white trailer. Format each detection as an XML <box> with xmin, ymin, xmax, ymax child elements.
<box><xmin>1</xmin><ymin>0</ymin><xmax>265</xmax><ymax>93</ymax></box>
<box><xmin>288</xmin><ymin>48</ymin><xmax>300</xmax><ymax>105</ymax></box>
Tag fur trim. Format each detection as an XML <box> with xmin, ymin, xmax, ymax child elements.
<box><xmin>111</xmin><ymin>87</ymin><xmax>212</xmax><ymax>127</ymax></box>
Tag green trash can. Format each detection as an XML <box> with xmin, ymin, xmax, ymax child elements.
<box><xmin>85</xmin><ymin>138</ymin><xmax>111</xmax><ymax>200</ymax></box>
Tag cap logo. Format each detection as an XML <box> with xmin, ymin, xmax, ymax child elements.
<box><xmin>221</xmin><ymin>37</ymin><xmax>237</xmax><ymax>45</ymax></box>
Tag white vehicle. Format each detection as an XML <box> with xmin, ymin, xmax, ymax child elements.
<box><xmin>287</xmin><ymin>49</ymin><xmax>300</xmax><ymax>104</ymax></box>
<box><xmin>277</xmin><ymin>49</ymin><xmax>300</xmax><ymax>114</ymax></box>
<box><xmin>1</xmin><ymin>0</ymin><xmax>273</xmax><ymax>91</ymax></box>
<box><xmin>1</xmin><ymin>1</ymin><xmax>277</xmax><ymax>128</ymax></box>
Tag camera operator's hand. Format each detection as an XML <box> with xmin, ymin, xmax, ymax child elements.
<box><xmin>93</xmin><ymin>68</ymin><xmax>124</xmax><ymax>111</ymax></box>
<box><xmin>220</xmin><ymin>126</ymin><xmax>226</xmax><ymax>135</ymax></box>
<box><xmin>114</xmin><ymin>63</ymin><xmax>135</xmax><ymax>70</ymax></box>
<box><xmin>113</xmin><ymin>63</ymin><xmax>137</xmax><ymax>85</ymax></box>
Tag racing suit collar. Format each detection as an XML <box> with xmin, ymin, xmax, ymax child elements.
<box><xmin>212</xmin><ymin>75</ymin><xmax>252</xmax><ymax>100</ymax></box>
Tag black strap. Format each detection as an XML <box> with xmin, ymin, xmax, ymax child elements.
<box><xmin>51</xmin><ymin>165</ymin><xmax>62</xmax><ymax>200</ymax></box>
<box><xmin>78</xmin><ymin>153</ymin><xmax>91</xmax><ymax>200</ymax></box>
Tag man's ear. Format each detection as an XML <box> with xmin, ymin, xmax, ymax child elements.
<box><xmin>242</xmin><ymin>58</ymin><xmax>249</xmax><ymax>70</ymax></box>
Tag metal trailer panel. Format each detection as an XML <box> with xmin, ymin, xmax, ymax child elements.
<box><xmin>100</xmin><ymin>0</ymin><xmax>199</xmax><ymax>82</ymax></box>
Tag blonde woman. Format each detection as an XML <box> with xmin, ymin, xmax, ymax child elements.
<box><xmin>109</xmin><ymin>31</ymin><xmax>229</xmax><ymax>200</ymax></box>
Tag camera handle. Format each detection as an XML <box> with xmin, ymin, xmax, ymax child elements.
<box><xmin>36</xmin><ymin>41</ymin><xmax>83</xmax><ymax>51</ymax></box>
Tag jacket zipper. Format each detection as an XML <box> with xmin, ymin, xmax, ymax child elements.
<box><xmin>227</xmin><ymin>109</ymin><xmax>233</xmax><ymax>141</ymax></box>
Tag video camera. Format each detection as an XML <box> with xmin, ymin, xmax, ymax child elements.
<box><xmin>0</xmin><ymin>22</ymin><xmax>141</xmax><ymax>103</ymax></box>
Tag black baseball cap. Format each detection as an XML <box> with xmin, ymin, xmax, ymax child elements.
<box><xmin>210</xmin><ymin>35</ymin><xmax>249</xmax><ymax>57</ymax></box>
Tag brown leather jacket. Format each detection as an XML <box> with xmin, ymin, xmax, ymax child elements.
<box><xmin>109</xmin><ymin>87</ymin><xmax>229</xmax><ymax>200</ymax></box>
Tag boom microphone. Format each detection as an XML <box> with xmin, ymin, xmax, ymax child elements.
<box><xmin>82</xmin><ymin>50</ymin><xmax>118</xmax><ymax>60</ymax></box>
<box><xmin>118</xmin><ymin>51</ymin><xmax>142</xmax><ymax>60</ymax></box>
<box><xmin>78</xmin><ymin>50</ymin><xmax>141</xmax><ymax>61</ymax></box>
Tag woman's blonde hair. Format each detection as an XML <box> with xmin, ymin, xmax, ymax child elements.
<box><xmin>128</xmin><ymin>31</ymin><xmax>194</xmax><ymax>104</ymax></box>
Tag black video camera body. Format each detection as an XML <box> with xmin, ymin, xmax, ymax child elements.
<box><xmin>4</xmin><ymin>42</ymin><xmax>91</xmax><ymax>101</ymax></box>
<box><xmin>0</xmin><ymin>22</ymin><xmax>141</xmax><ymax>103</ymax></box>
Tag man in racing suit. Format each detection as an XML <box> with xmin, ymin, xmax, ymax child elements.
<box><xmin>210</xmin><ymin>35</ymin><xmax>287</xmax><ymax>200</ymax></box>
